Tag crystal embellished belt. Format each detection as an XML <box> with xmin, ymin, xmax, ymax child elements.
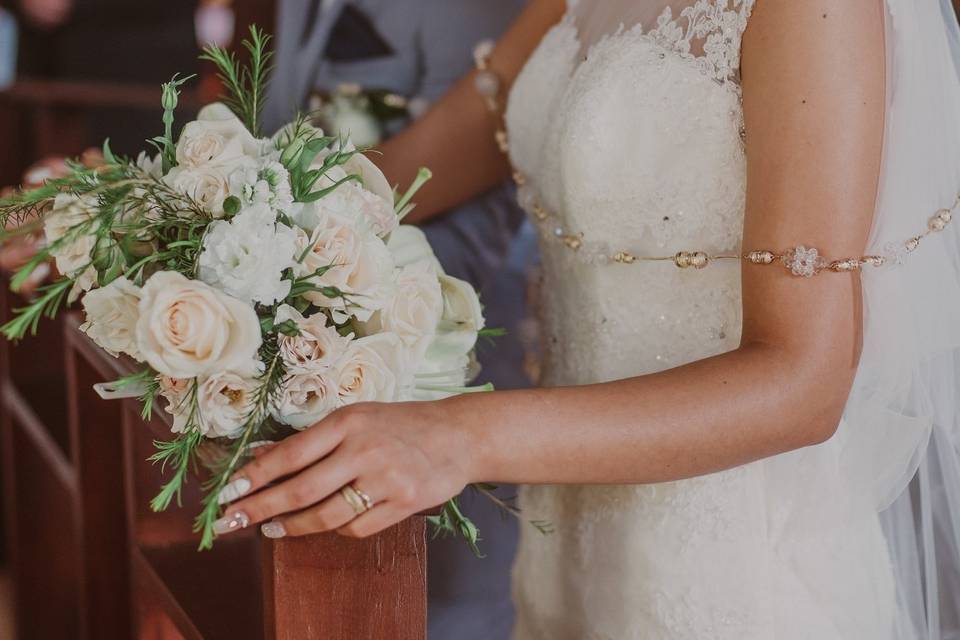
<box><xmin>472</xmin><ymin>39</ymin><xmax>956</xmax><ymax>278</ymax></box>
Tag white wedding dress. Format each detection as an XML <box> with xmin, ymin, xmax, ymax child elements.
<box><xmin>504</xmin><ymin>1</ymin><xmax>900</xmax><ymax>638</ymax></box>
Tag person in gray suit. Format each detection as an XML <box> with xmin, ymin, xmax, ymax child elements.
<box><xmin>262</xmin><ymin>2</ymin><xmax>530</xmax><ymax>638</ymax></box>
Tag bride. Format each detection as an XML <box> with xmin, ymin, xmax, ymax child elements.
<box><xmin>214</xmin><ymin>1</ymin><xmax>960</xmax><ymax>637</ymax></box>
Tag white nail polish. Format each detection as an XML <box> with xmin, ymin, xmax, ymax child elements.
<box><xmin>261</xmin><ymin>521</ymin><xmax>287</xmax><ymax>539</ymax></box>
<box><xmin>217</xmin><ymin>477</ymin><xmax>252</xmax><ymax>505</ymax></box>
<box><xmin>213</xmin><ymin>511</ymin><xmax>250</xmax><ymax>536</ymax></box>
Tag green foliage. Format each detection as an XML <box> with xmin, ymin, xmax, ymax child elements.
<box><xmin>0</xmin><ymin>278</ymin><xmax>73</xmax><ymax>340</ymax></box>
<box><xmin>275</xmin><ymin>117</ymin><xmax>362</xmax><ymax>203</ymax></box>
<box><xmin>428</xmin><ymin>497</ymin><xmax>484</xmax><ymax>557</ymax></box>
<box><xmin>193</xmin><ymin>342</ymin><xmax>287</xmax><ymax>550</ymax></box>
<box><xmin>149</xmin><ymin>381</ymin><xmax>202</xmax><ymax>511</ymax></box>
<box><xmin>200</xmin><ymin>26</ymin><xmax>273</xmax><ymax>136</ymax></box>
<box><xmin>472</xmin><ymin>484</ymin><xmax>554</xmax><ymax>536</ymax></box>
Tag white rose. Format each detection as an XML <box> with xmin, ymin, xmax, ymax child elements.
<box><xmin>196</xmin><ymin>371</ymin><xmax>258</xmax><ymax>438</ymax></box>
<box><xmin>44</xmin><ymin>193</ymin><xmax>99</xmax><ymax>298</ymax></box>
<box><xmin>409</xmin><ymin>350</ymin><xmax>470</xmax><ymax>401</ymax></box>
<box><xmin>175</xmin><ymin>103</ymin><xmax>261</xmax><ymax>169</ymax></box>
<box><xmin>271</xmin><ymin>371</ymin><xmax>339</xmax><ymax>430</ymax></box>
<box><xmin>361</xmin><ymin>260</ymin><xmax>442</xmax><ymax>365</ymax></box>
<box><xmin>386</xmin><ymin>225</ymin><xmax>443</xmax><ymax>271</ymax></box>
<box><xmin>422</xmin><ymin>275</ymin><xmax>485</xmax><ymax>370</ymax></box>
<box><xmin>158</xmin><ymin>376</ymin><xmax>192</xmax><ymax>434</ymax></box>
<box><xmin>80</xmin><ymin>277</ymin><xmax>142</xmax><ymax>359</ymax></box>
<box><xmin>136</xmin><ymin>271</ymin><xmax>262</xmax><ymax>379</ymax></box>
<box><xmin>300</xmin><ymin>151</ymin><xmax>397</xmax><ymax>236</ymax></box>
<box><xmin>198</xmin><ymin>203</ymin><xmax>299</xmax><ymax>306</ymax></box>
<box><xmin>336</xmin><ymin>332</ymin><xmax>408</xmax><ymax>406</ymax></box>
<box><xmin>294</xmin><ymin>212</ymin><xmax>394</xmax><ymax>322</ymax></box>
<box><xmin>274</xmin><ymin>304</ymin><xmax>348</xmax><ymax>373</ymax></box>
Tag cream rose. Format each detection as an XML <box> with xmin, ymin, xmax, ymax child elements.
<box><xmin>271</xmin><ymin>371</ymin><xmax>339</xmax><ymax>430</ymax></box>
<box><xmin>274</xmin><ymin>305</ymin><xmax>348</xmax><ymax>373</ymax></box>
<box><xmin>176</xmin><ymin>102</ymin><xmax>261</xmax><ymax>168</ymax></box>
<box><xmin>196</xmin><ymin>371</ymin><xmax>258</xmax><ymax>438</ymax></box>
<box><xmin>361</xmin><ymin>260</ymin><xmax>442</xmax><ymax>365</ymax></box>
<box><xmin>165</xmin><ymin>164</ymin><xmax>238</xmax><ymax>217</ymax></box>
<box><xmin>44</xmin><ymin>193</ymin><xmax>99</xmax><ymax>299</ymax></box>
<box><xmin>294</xmin><ymin>211</ymin><xmax>394</xmax><ymax>322</ymax></box>
<box><xmin>336</xmin><ymin>332</ymin><xmax>408</xmax><ymax>406</ymax></box>
<box><xmin>136</xmin><ymin>271</ymin><xmax>262</xmax><ymax>379</ymax></box>
<box><xmin>80</xmin><ymin>277</ymin><xmax>143</xmax><ymax>360</ymax></box>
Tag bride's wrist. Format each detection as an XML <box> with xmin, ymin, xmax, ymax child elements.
<box><xmin>439</xmin><ymin>393</ymin><xmax>496</xmax><ymax>485</ymax></box>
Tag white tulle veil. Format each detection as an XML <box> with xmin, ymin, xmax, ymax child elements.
<box><xmin>565</xmin><ymin>0</ymin><xmax>960</xmax><ymax>636</ymax></box>
<box><xmin>865</xmin><ymin>1</ymin><xmax>960</xmax><ymax>637</ymax></box>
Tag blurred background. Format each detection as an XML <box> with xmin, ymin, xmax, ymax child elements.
<box><xmin>0</xmin><ymin>2</ymin><xmax>275</xmax><ymax>638</ymax></box>
<box><xmin>4</xmin><ymin>1</ymin><xmax>957</xmax><ymax>639</ymax></box>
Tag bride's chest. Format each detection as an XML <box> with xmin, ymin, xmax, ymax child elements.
<box><xmin>505</xmin><ymin>21</ymin><xmax>748</xmax><ymax>253</ymax></box>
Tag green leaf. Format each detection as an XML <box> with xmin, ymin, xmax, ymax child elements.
<box><xmin>102</xmin><ymin>138</ymin><xmax>117</xmax><ymax>164</ymax></box>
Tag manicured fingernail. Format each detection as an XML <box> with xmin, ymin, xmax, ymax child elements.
<box><xmin>217</xmin><ymin>477</ymin><xmax>251</xmax><ymax>505</ymax></box>
<box><xmin>213</xmin><ymin>511</ymin><xmax>250</xmax><ymax>536</ymax></box>
<box><xmin>261</xmin><ymin>521</ymin><xmax>287</xmax><ymax>539</ymax></box>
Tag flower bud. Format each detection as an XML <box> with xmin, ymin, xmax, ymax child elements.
<box><xmin>280</xmin><ymin>137</ymin><xmax>305</xmax><ymax>167</ymax></box>
<box><xmin>161</xmin><ymin>83</ymin><xmax>180</xmax><ymax>112</ymax></box>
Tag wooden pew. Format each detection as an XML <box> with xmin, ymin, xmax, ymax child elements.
<box><xmin>0</xmin><ymin>302</ymin><xmax>427</xmax><ymax>639</ymax></box>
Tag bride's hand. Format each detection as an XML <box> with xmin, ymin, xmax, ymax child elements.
<box><xmin>213</xmin><ymin>401</ymin><xmax>478</xmax><ymax>539</ymax></box>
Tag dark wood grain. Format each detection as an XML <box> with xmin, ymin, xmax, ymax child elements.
<box><xmin>59</xmin><ymin>314</ymin><xmax>428</xmax><ymax>640</ymax></box>
<box><xmin>262</xmin><ymin>520</ymin><xmax>428</xmax><ymax>640</ymax></box>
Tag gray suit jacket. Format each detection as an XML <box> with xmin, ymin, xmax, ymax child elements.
<box><xmin>263</xmin><ymin>3</ymin><xmax>529</xmax><ymax>639</ymax></box>
<box><xmin>264</xmin><ymin>0</ymin><xmax>531</xmax><ymax>392</ymax></box>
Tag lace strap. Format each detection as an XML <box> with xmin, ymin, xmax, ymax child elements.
<box><xmin>649</xmin><ymin>0</ymin><xmax>756</xmax><ymax>84</ymax></box>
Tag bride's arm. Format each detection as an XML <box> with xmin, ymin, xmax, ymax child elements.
<box><xmin>374</xmin><ymin>0</ymin><xmax>566</xmax><ymax>223</ymax></box>
<box><xmin>217</xmin><ymin>0</ymin><xmax>886</xmax><ymax>537</ymax></box>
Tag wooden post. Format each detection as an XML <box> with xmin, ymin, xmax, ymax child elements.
<box><xmin>0</xmin><ymin>292</ymin><xmax>130</xmax><ymax>639</ymax></box>
<box><xmin>61</xmin><ymin>315</ymin><xmax>427</xmax><ymax>639</ymax></box>
<box><xmin>262</xmin><ymin>522</ymin><xmax>427</xmax><ymax>640</ymax></box>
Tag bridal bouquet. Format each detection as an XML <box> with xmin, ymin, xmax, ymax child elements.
<box><xmin>0</xmin><ymin>29</ymin><xmax>493</xmax><ymax>549</ymax></box>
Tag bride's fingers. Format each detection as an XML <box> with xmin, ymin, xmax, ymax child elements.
<box><xmin>337</xmin><ymin>502</ymin><xmax>409</xmax><ymax>539</ymax></box>
<box><xmin>263</xmin><ymin>489</ymin><xmax>370</xmax><ymax>538</ymax></box>
<box><xmin>216</xmin><ymin>455</ymin><xmax>357</xmax><ymax>534</ymax></box>
<box><xmin>221</xmin><ymin>417</ymin><xmax>345</xmax><ymax>503</ymax></box>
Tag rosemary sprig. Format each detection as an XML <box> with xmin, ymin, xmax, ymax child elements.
<box><xmin>194</xmin><ymin>345</ymin><xmax>286</xmax><ymax>550</ymax></box>
<box><xmin>149</xmin><ymin>380</ymin><xmax>202</xmax><ymax>512</ymax></box>
<box><xmin>200</xmin><ymin>26</ymin><xmax>273</xmax><ymax>137</ymax></box>
<box><xmin>0</xmin><ymin>277</ymin><xmax>73</xmax><ymax>340</ymax></box>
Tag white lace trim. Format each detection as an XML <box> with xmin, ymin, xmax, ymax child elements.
<box><xmin>648</xmin><ymin>0</ymin><xmax>756</xmax><ymax>84</ymax></box>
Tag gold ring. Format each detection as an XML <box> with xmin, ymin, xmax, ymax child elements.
<box><xmin>340</xmin><ymin>484</ymin><xmax>375</xmax><ymax>515</ymax></box>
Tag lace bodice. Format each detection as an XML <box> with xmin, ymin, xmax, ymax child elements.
<box><xmin>569</xmin><ymin>0</ymin><xmax>755</xmax><ymax>83</ymax></box>
<box><xmin>506</xmin><ymin>3</ymin><xmax>897</xmax><ymax>638</ymax></box>
<box><xmin>505</xmin><ymin>0</ymin><xmax>753</xmax><ymax>383</ymax></box>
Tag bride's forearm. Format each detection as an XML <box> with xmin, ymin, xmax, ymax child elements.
<box><xmin>456</xmin><ymin>341</ymin><xmax>855</xmax><ymax>486</ymax></box>
<box><xmin>374</xmin><ymin>0</ymin><xmax>566</xmax><ymax>222</ymax></box>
